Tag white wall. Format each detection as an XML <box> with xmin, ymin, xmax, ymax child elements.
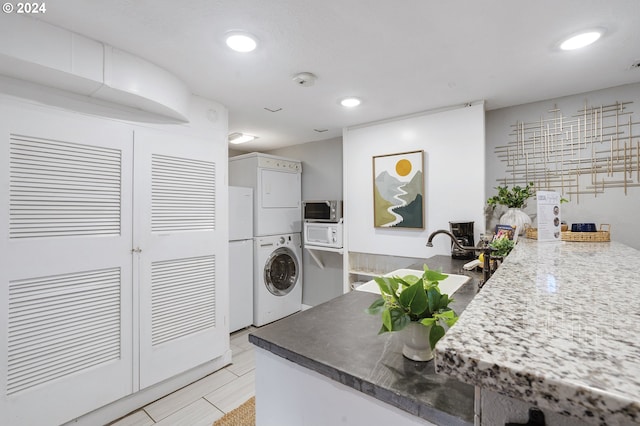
<box><xmin>267</xmin><ymin>137</ymin><xmax>343</xmax><ymax>201</ymax></box>
<box><xmin>344</xmin><ymin>104</ymin><xmax>486</xmax><ymax>258</ymax></box>
<box><xmin>266</xmin><ymin>137</ymin><xmax>344</xmax><ymax>306</ymax></box>
<box><xmin>486</xmin><ymin>82</ymin><xmax>640</xmax><ymax>250</ymax></box>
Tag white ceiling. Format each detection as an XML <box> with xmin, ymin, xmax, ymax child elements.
<box><xmin>34</xmin><ymin>0</ymin><xmax>640</xmax><ymax>152</ymax></box>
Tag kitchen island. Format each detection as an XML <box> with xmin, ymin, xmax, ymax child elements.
<box><xmin>435</xmin><ymin>238</ymin><xmax>640</xmax><ymax>425</ymax></box>
<box><xmin>249</xmin><ymin>240</ymin><xmax>640</xmax><ymax>425</ymax></box>
<box><xmin>249</xmin><ymin>256</ymin><xmax>481</xmax><ymax>426</ymax></box>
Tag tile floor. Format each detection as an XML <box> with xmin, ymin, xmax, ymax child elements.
<box><xmin>110</xmin><ymin>327</ymin><xmax>257</xmax><ymax>426</ymax></box>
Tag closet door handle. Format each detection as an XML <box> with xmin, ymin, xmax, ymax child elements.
<box><xmin>131</xmin><ymin>247</ymin><xmax>142</xmax><ymax>253</ymax></box>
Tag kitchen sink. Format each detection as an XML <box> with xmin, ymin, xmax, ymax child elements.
<box><xmin>355</xmin><ymin>268</ymin><xmax>470</xmax><ymax>296</ymax></box>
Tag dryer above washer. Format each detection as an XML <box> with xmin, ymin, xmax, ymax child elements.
<box><xmin>229</xmin><ymin>153</ymin><xmax>302</xmax><ymax>237</ymax></box>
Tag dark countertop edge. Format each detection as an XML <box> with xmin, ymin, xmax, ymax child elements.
<box><xmin>249</xmin><ymin>333</ymin><xmax>473</xmax><ymax>426</ymax></box>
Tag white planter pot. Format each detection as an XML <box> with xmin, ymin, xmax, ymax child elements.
<box><xmin>400</xmin><ymin>322</ymin><xmax>433</xmax><ymax>361</ymax></box>
<box><xmin>499</xmin><ymin>208</ymin><xmax>531</xmax><ymax>235</ymax></box>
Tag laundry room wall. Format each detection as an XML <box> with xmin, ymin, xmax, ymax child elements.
<box><xmin>486</xmin><ymin>82</ymin><xmax>640</xmax><ymax>250</ymax></box>
<box><xmin>266</xmin><ymin>137</ymin><xmax>344</xmax><ymax>307</ymax></box>
<box><xmin>343</xmin><ymin>104</ymin><xmax>486</xmax><ymax>262</ymax></box>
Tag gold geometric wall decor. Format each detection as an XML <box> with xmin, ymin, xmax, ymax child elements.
<box><xmin>495</xmin><ymin>101</ymin><xmax>639</xmax><ymax>203</ymax></box>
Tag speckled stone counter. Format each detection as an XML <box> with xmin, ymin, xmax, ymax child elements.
<box><xmin>249</xmin><ymin>255</ymin><xmax>482</xmax><ymax>426</ymax></box>
<box><xmin>435</xmin><ymin>239</ymin><xmax>640</xmax><ymax>425</ymax></box>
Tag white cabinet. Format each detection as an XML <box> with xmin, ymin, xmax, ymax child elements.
<box><xmin>0</xmin><ymin>102</ymin><xmax>227</xmax><ymax>425</ymax></box>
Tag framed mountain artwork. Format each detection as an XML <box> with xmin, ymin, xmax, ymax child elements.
<box><xmin>372</xmin><ymin>150</ymin><xmax>424</xmax><ymax>228</ymax></box>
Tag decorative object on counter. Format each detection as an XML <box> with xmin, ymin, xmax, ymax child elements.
<box><xmin>477</xmin><ymin>229</ymin><xmax>514</xmax><ymax>275</ymax></box>
<box><xmin>372</xmin><ymin>150</ymin><xmax>424</xmax><ymax>229</ymax></box>
<box><xmin>525</xmin><ymin>224</ymin><xmax>611</xmax><ymax>242</ymax></box>
<box><xmin>499</xmin><ymin>209</ymin><xmax>531</xmax><ymax>236</ymax></box>
<box><xmin>494</xmin><ymin>224</ymin><xmax>516</xmax><ymax>241</ymax></box>
<box><xmin>399</xmin><ymin>322</ymin><xmax>435</xmax><ymax>362</ymax></box>
<box><xmin>426</xmin><ymin>229</ymin><xmax>495</xmax><ymax>288</ymax></box>
<box><xmin>487</xmin><ymin>182</ymin><xmax>535</xmax><ymax>235</ymax></box>
<box><xmin>570</xmin><ymin>222</ymin><xmax>596</xmax><ymax>232</ymax></box>
<box><xmin>487</xmin><ymin>182</ymin><xmax>535</xmax><ymax>209</ymax></box>
<box><xmin>489</xmin><ymin>235</ymin><xmax>515</xmax><ymax>258</ymax></box>
<box><xmin>366</xmin><ymin>265</ymin><xmax>458</xmax><ymax>361</ymax></box>
<box><xmin>535</xmin><ymin>190</ymin><xmax>562</xmax><ymax>242</ymax></box>
<box><xmin>494</xmin><ymin>100</ymin><xmax>639</xmax><ymax>204</ymax></box>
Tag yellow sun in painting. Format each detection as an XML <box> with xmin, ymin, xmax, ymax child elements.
<box><xmin>395</xmin><ymin>159</ymin><xmax>412</xmax><ymax>177</ymax></box>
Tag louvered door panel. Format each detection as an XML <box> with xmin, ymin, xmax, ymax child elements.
<box><xmin>152</xmin><ymin>154</ymin><xmax>215</xmax><ymax>232</ymax></box>
<box><xmin>151</xmin><ymin>256</ymin><xmax>216</xmax><ymax>346</ymax></box>
<box><xmin>0</xmin><ymin>104</ymin><xmax>133</xmax><ymax>426</ymax></box>
<box><xmin>7</xmin><ymin>268</ymin><xmax>121</xmax><ymax>395</ymax></box>
<box><xmin>135</xmin><ymin>129</ymin><xmax>228</xmax><ymax>389</ymax></box>
<box><xmin>10</xmin><ymin>136</ymin><xmax>122</xmax><ymax>238</ymax></box>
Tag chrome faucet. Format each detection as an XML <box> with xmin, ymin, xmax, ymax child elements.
<box><xmin>426</xmin><ymin>229</ymin><xmax>494</xmax><ymax>288</ymax></box>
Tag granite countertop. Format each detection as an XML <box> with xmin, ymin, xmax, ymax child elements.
<box><xmin>435</xmin><ymin>238</ymin><xmax>640</xmax><ymax>425</ymax></box>
<box><xmin>249</xmin><ymin>255</ymin><xmax>482</xmax><ymax>426</ymax></box>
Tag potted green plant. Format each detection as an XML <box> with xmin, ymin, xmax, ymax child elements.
<box><xmin>487</xmin><ymin>235</ymin><xmax>515</xmax><ymax>272</ymax></box>
<box><xmin>486</xmin><ymin>182</ymin><xmax>535</xmax><ymax>209</ymax></box>
<box><xmin>366</xmin><ymin>265</ymin><xmax>458</xmax><ymax>361</ymax></box>
<box><xmin>486</xmin><ymin>182</ymin><xmax>535</xmax><ymax>234</ymax></box>
<box><xmin>489</xmin><ymin>235</ymin><xmax>515</xmax><ymax>258</ymax></box>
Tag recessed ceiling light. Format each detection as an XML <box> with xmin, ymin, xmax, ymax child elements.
<box><xmin>560</xmin><ymin>30</ymin><xmax>602</xmax><ymax>51</ymax></box>
<box><xmin>228</xmin><ymin>132</ymin><xmax>257</xmax><ymax>144</ymax></box>
<box><xmin>340</xmin><ymin>97</ymin><xmax>361</xmax><ymax>108</ymax></box>
<box><xmin>225</xmin><ymin>31</ymin><xmax>258</xmax><ymax>53</ymax></box>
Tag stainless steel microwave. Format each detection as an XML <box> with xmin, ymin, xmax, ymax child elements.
<box><xmin>303</xmin><ymin>200</ymin><xmax>342</xmax><ymax>223</ymax></box>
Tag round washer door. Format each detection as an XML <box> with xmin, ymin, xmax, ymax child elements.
<box><xmin>263</xmin><ymin>247</ymin><xmax>299</xmax><ymax>296</ymax></box>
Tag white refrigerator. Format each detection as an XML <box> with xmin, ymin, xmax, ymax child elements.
<box><xmin>229</xmin><ymin>186</ymin><xmax>254</xmax><ymax>332</ymax></box>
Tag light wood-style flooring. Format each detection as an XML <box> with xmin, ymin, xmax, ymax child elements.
<box><xmin>110</xmin><ymin>327</ymin><xmax>256</xmax><ymax>426</ymax></box>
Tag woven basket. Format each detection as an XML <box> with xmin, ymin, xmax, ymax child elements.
<box><xmin>525</xmin><ymin>224</ymin><xmax>610</xmax><ymax>242</ymax></box>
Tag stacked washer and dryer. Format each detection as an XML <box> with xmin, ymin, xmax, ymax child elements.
<box><xmin>229</xmin><ymin>153</ymin><xmax>303</xmax><ymax>327</ymax></box>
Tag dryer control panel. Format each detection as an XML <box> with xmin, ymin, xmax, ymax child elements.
<box><xmin>258</xmin><ymin>156</ymin><xmax>302</xmax><ymax>173</ymax></box>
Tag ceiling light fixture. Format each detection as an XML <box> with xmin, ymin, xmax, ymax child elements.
<box><xmin>225</xmin><ymin>31</ymin><xmax>258</xmax><ymax>53</ymax></box>
<box><xmin>340</xmin><ymin>97</ymin><xmax>361</xmax><ymax>108</ymax></box>
<box><xmin>559</xmin><ymin>30</ymin><xmax>603</xmax><ymax>51</ymax></box>
<box><xmin>228</xmin><ymin>132</ymin><xmax>257</xmax><ymax>144</ymax></box>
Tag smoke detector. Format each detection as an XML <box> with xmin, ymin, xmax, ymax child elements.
<box><xmin>292</xmin><ymin>72</ymin><xmax>317</xmax><ymax>87</ymax></box>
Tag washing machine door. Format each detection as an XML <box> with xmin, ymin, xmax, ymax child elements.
<box><xmin>264</xmin><ymin>247</ymin><xmax>299</xmax><ymax>296</ymax></box>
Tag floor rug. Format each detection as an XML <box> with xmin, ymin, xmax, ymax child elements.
<box><xmin>213</xmin><ymin>397</ymin><xmax>255</xmax><ymax>426</ymax></box>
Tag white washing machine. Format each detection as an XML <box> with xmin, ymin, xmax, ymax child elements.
<box><xmin>253</xmin><ymin>233</ymin><xmax>303</xmax><ymax>326</ymax></box>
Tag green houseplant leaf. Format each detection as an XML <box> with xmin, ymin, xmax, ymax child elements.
<box><xmin>380</xmin><ymin>307</ymin><xmax>410</xmax><ymax>333</ymax></box>
<box><xmin>423</xmin><ymin>269</ymin><xmax>448</xmax><ymax>284</ymax></box>
<box><xmin>429</xmin><ymin>325</ymin><xmax>445</xmax><ymax>350</ymax></box>
<box><xmin>366</xmin><ymin>298</ymin><xmax>385</xmax><ymax>315</ymax></box>
<box><xmin>398</xmin><ymin>280</ymin><xmax>428</xmax><ymax>316</ymax></box>
<box><xmin>487</xmin><ymin>182</ymin><xmax>535</xmax><ymax>209</ymax></box>
<box><xmin>374</xmin><ymin>276</ymin><xmax>399</xmax><ymax>300</ymax></box>
<box><xmin>366</xmin><ymin>265</ymin><xmax>459</xmax><ymax>350</ymax></box>
<box><xmin>489</xmin><ymin>236</ymin><xmax>515</xmax><ymax>257</ymax></box>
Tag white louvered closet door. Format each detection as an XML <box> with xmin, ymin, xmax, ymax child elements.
<box><xmin>134</xmin><ymin>128</ymin><xmax>228</xmax><ymax>389</ymax></box>
<box><xmin>0</xmin><ymin>104</ymin><xmax>134</xmax><ymax>426</ymax></box>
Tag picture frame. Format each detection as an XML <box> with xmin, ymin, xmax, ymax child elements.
<box><xmin>372</xmin><ymin>150</ymin><xmax>424</xmax><ymax>228</ymax></box>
